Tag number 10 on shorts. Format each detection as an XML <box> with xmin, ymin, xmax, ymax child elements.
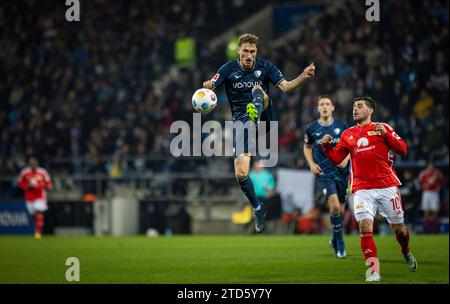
<box><xmin>390</xmin><ymin>194</ymin><xmax>402</xmax><ymax>215</ymax></box>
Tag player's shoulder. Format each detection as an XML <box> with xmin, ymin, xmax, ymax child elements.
<box><xmin>305</xmin><ymin>119</ymin><xmax>319</xmax><ymax>131</ymax></box>
<box><xmin>36</xmin><ymin>167</ymin><xmax>50</xmax><ymax>176</ymax></box>
<box><xmin>256</xmin><ymin>58</ymin><xmax>276</xmax><ymax>68</ymax></box>
<box><xmin>218</xmin><ymin>60</ymin><xmax>237</xmax><ymax>72</ymax></box>
<box><xmin>19</xmin><ymin>167</ymin><xmax>32</xmax><ymax>175</ymax></box>
<box><xmin>342</xmin><ymin>126</ymin><xmax>357</xmax><ymax>136</ymax></box>
<box><xmin>374</xmin><ymin>121</ymin><xmax>394</xmax><ymax>131</ymax></box>
<box><xmin>256</xmin><ymin>58</ymin><xmax>272</xmax><ymax>65</ymax></box>
<box><xmin>334</xmin><ymin>119</ymin><xmax>349</xmax><ymax>129</ymax></box>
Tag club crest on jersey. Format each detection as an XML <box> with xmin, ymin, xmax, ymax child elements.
<box><xmin>333</xmin><ymin>128</ymin><xmax>340</xmax><ymax>135</ymax></box>
<box><xmin>254</xmin><ymin>70</ymin><xmax>261</xmax><ymax>78</ymax></box>
<box><xmin>367</xmin><ymin>131</ymin><xmax>377</xmax><ymax>136</ymax></box>
<box><xmin>357</xmin><ymin>137</ymin><xmax>369</xmax><ymax>147</ymax></box>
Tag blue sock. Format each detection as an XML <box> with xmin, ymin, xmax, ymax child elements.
<box><xmin>251</xmin><ymin>88</ymin><xmax>264</xmax><ymax>121</ymax></box>
<box><xmin>238</xmin><ymin>176</ymin><xmax>261</xmax><ymax>209</ymax></box>
<box><xmin>330</xmin><ymin>212</ymin><xmax>345</xmax><ymax>250</ymax></box>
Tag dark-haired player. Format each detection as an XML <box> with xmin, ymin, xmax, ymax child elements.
<box><xmin>321</xmin><ymin>97</ymin><xmax>417</xmax><ymax>281</ymax></box>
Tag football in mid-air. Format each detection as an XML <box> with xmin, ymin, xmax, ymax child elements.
<box><xmin>192</xmin><ymin>88</ymin><xmax>217</xmax><ymax>114</ymax></box>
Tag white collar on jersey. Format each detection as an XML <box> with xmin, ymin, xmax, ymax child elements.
<box><xmin>317</xmin><ymin>118</ymin><xmax>334</xmax><ymax>127</ymax></box>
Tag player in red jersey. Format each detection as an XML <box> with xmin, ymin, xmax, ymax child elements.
<box><xmin>419</xmin><ymin>160</ymin><xmax>446</xmax><ymax>233</ymax></box>
<box><xmin>321</xmin><ymin>96</ymin><xmax>417</xmax><ymax>282</ymax></box>
<box><xmin>17</xmin><ymin>157</ymin><xmax>52</xmax><ymax>240</ymax></box>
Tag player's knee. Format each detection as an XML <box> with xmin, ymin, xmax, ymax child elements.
<box><xmin>328</xmin><ymin>196</ymin><xmax>341</xmax><ymax>213</ymax></box>
<box><xmin>329</xmin><ymin>205</ymin><xmax>341</xmax><ymax>214</ymax></box>
<box><xmin>391</xmin><ymin>223</ymin><xmax>405</xmax><ymax>235</ymax></box>
<box><xmin>235</xmin><ymin>170</ymin><xmax>248</xmax><ymax>182</ymax></box>
<box><xmin>235</xmin><ymin>173</ymin><xmax>248</xmax><ymax>182</ymax></box>
<box><xmin>359</xmin><ymin>220</ymin><xmax>372</xmax><ymax>233</ymax></box>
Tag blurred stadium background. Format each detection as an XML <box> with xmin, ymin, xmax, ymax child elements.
<box><xmin>0</xmin><ymin>0</ymin><xmax>448</xmax><ymax>238</ymax></box>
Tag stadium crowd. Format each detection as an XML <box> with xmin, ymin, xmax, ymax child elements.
<box><xmin>0</xmin><ymin>0</ymin><xmax>277</xmax><ymax>175</ymax></box>
<box><xmin>0</xmin><ymin>0</ymin><xmax>448</xmax><ymax>230</ymax></box>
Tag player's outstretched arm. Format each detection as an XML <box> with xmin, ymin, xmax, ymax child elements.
<box><xmin>278</xmin><ymin>63</ymin><xmax>315</xmax><ymax>93</ymax></box>
<box><xmin>321</xmin><ymin>134</ymin><xmax>349</xmax><ymax>165</ymax></box>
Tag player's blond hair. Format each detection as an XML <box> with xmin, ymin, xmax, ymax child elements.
<box><xmin>238</xmin><ymin>33</ymin><xmax>259</xmax><ymax>47</ymax></box>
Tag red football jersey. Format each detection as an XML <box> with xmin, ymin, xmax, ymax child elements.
<box><xmin>323</xmin><ymin>122</ymin><xmax>407</xmax><ymax>193</ymax></box>
<box><xmin>17</xmin><ymin>167</ymin><xmax>52</xmax><ymax>202</ymax></box>
<box><xmin>419</xmin><ymin>169</ymin><xmax>446</xmax><ymax>191</ymax></box>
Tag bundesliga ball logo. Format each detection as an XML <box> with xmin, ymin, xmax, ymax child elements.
<box><xmin>192</xmin><ymin>88</ymin><xmax>217</xmax><ymax>114</ymax></box>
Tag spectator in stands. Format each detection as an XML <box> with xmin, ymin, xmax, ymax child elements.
<box><xmin>0</xmin><ymin>0</ymin><xmax>448</xmax><ymax>233</ymax></box>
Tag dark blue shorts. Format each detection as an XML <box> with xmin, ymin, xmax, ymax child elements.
<box><xmin>317</xmin><ymin>177</ymin><xmax>348</xmax><ymax>204</ymax></box>
<box><xmin>233</xmin><ymin>99</ymin><xmax>277</xmax><ymax>158</ymax></box>
<box><xmin>233</xmin><ymin>121</ymin><xmax>257</xmax><ymax>157</ymax></box>
<box><xmin>261</xmin><ymin>99</ymin><xmax>277</xmax><ymax>124</ymax></box>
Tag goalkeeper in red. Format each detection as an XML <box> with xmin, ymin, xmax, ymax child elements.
<box><xmin>321</xmin><ymin>97</ymin><xmax>417</xmax><ymax>282</ymax></box>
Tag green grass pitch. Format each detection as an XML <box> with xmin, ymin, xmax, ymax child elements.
<box><xmin>0</xmin><ymin>235</ymin><xmax>448</xmax><ymax>284</ymax></box>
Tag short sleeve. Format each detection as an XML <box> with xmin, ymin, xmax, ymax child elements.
<box><xmin>304</xmin><ymin>126</ymin><xmax>314</xmax><ymax>146</ymax></box>
<box><xmin>211</xmin><ymin>63</ymin><xmax>229</xmax><ymax>88</ymax></box>
<box><xmin>267</xmin><ymin>62</ymin><xmax>285</xmax><ymax>87</ymax></box>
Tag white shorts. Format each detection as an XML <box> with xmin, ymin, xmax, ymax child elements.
<box><xmin>25</xmin><ymin>199</ymin><xmax>48</xmax><ymax>215</ymax></box>
<box><xmin>353</xmin><ymin>187</ymin><xmax>404</xmax><ymax>224</ymax></box>
<box><xmin>421</xmin><ymin>191</ymin><xmax>440</xmax><ymax>212</ymax></box>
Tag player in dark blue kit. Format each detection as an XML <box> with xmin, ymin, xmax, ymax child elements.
<box><xmin>303</xmin><ymin>96</ymin><xmax>350</xmax><ymax>257</ymax></box>
<box><xmin>203</xmin><ymin>33</ymin><xmax>315</xmax><ymax>233</ymax></box>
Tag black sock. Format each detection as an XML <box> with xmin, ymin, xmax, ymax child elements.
<box><xmin>238</xmin><ymin>176</ymin><xmax>260</xmax><ymax>209</ymax></box>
